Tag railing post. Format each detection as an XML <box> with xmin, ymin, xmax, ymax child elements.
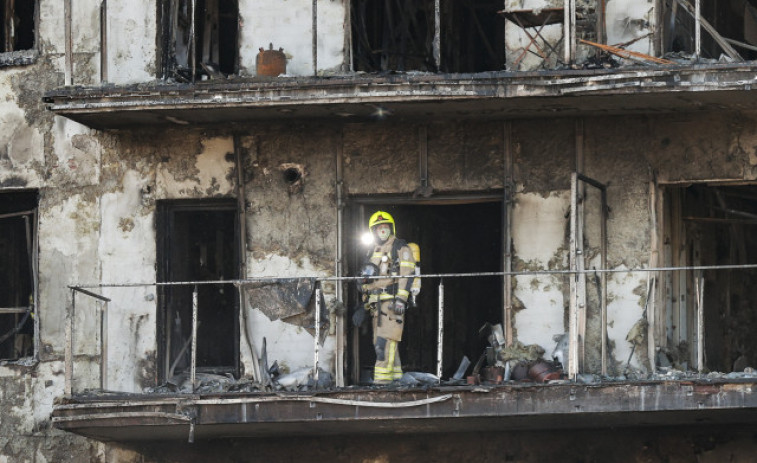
<box><xmin>694</xmin><ymin>0</ymin><xmax>701</xmax><ymax>59</ymax></box>
<box><xmin>696</xmin><ymin>275</ymin><xmax>705</xmax><ymax>373</ymax></box>
<box><xmin>437</xmin><ymin>280</ymin><xmax>444</xmax><ymax>380</ymax></box>
<box><xmin>569</xmin><ymin>172</ymin><xmax>579</xmax><ymax>380</ymax></box>
<box><xmin>100</xmin><ymin>300</ymin><xmax>109</xmax><ymax>391</ymax></box>
<box><xmin>314</xmin><ymin>285</ymin><xmax>321</xmax><ymax>384</ymax></box>
<box><xmin>191</xmin><ymin>285</ymin><xmax>198</xmax><ymax>392</ymax></box>
<box><xmin>65</xmin><ymin>289</ymin><xmax>75</xmax><ymax>396</ymax></box>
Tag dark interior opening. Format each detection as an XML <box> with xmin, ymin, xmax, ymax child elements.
<box><xmin>0</xmin><ymin>190</ymin><xmax>37</xmax><ymax>361</ymax></box>
<box><xmin>347</xmin><ymin>200</ymin><xmax>502</xmax><ymax>383</ymax></box>
<box><xmin>351</xmin><ymin>0</ymin><xmax>505</xmax><ymax>73</ymax></box>
<box><xmin>440</xmin><ymin>0</ymin><xmax>505</xmax><ymax>72</ymax></box>
<box><xmin>665</xmin><ymin>184</ymin><xmax>757</xmax><ymax>373</ymax></box>
<box><xmin>157</xmin><ymin>200</ymin><xmax>239</xmax><ymax>381</ymax></box>
<box><xmin>351</xmin><ymin>0</ymin><xmax>435</xmax><ymax>72</ymax></box>
<box><xmin>159</xmin><ymin>0</ymin><xmax>238</xmax><ymax>80</ymax></box>
<box><xmin>664</xmin><ymin>0</ymin><xmax>757</xmax><ymax>60</ymax></box>
<box><xmin>283</xmin><ymin>167</ymin><xmax>302</xmax><ymax>184</ymax></box>
<box><xmin>1</xmin><ymin>0</ymin><xmax>35</xmax><ymax>53</ymax></box>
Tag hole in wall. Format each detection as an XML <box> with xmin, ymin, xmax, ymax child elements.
<box><xmin>283</xmin><ymin>167</ymin><xmax>302</xmax><ymax>185</ymax></box>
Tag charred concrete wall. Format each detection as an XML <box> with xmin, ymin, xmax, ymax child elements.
<box><xmin>3</xmin><ymin>4</ymin><xmax>757</xmax><ymax>461</ymax></box>
<box><xmin>5</xmin><ymin>77</ymin><xmax>757</xmax><ymax>460</ymax></box>
<box><xmin>124</xmin><ymin>425</ymin><xmax>757</xmax><ymax>463</ymax></box>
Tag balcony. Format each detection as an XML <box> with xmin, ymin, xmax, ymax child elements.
<box><xmin>43</xmin><ymin>64</ymin><xmax>757</xmax><ymax>130</ymax></box>
<box><xmin>51</xmin><ymin>265</ymin><xmax>757</xmax><ymax>442</ymax></box>
<box><xmin>52</xmin><ymin>380</ymin><xmax>757</xmax><ymax>441</ymax></box>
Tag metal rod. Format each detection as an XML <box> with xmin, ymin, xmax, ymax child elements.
<box><xmin>569</xmin><ymin>172</ymin><xmax>579</xmax><ymax>379</ymax></box>
<box><xmin>64</xmin><ymin>0</ymin><xmax>73</xmax><ymax>85</ymax></box>
<box><xmin>563</xmin><ymin>0</ymin><xmax>570</xmax><ymax>64</ymax></box>
<box><xmin>724</xmin><ymin>37</ymin><xmax>757</xmax><ymax>53</ymax></box>
<box><xmin>683</xmin><ymin>216</ymin><xmax>757</xmax><ymax>224</ymax></box>
<box><xmin>101</xmin><ymin>301</ymin><xmax>109</xmax><ymax>391</ymax></box>
<box><xmin>191</xmin><ymin>285</ymin><xmax>198</xmax><ymax>392</ymax></box>
<box><xmin>433</xmin><ymin>0</ymin><xmax>441</xmax><ymax>69</ymax></box>
<box><xmin>696</xmin><ymin>275</ymin><xmax>705</xmax><ymax>373</ymax></box>
<box><xmin>190</xmin><ymin>0</ymin><xmax>196</xmax><ymax>82</ymax></box>
<box><xmin>67</xmin><ymin>263</ymin><xmax>757</xmax><ymax>291</ymax></box>
<box><xmin>314</xmin><ymin>286</ymin><xmax>321</xmax><ymax>384</ymax></box>
<box><xmin>503</xmin><ymin>121</ymin><xmax>513</xmax><ymax>346</ymax></box>
<box><xmin>335</xmin><ymin>129</ymin><xmax>345</xmax><ymax>387</ymax></box>
<box><xmin>649</xmin><ymin>177</ymin><xmax>662</xmax><ymax>366</ymax></box>
<box><xmin>312</xmin><ymin>0</ymin><xmax>318</xmax><ymax>76</ymax></box>
<box><xmin>597</xmin><ymin>0</ymin><xmax>605</xmax><ymax>47</ymax></box>
<box><xmin>0</xmin><ymin>307</ymin><xmax>31</xmax><ymax>314</ymax></box>
<box><xmin>345</xmin><ymin>0</ymin><xmax>353</xmax><ymax>71</ymax></box>
<box><xmin>694</xmin><ymin>0</ymin><xmax>700</xmax><ymax>59</ymax></box>
<box><xmin>234</xmin><ymin>134</ymin><xmax>249</xmax><ymax>381</ymax></box>
<box><xmin>100</xmin><ymin>0</ymin><xmax>108</xmax><ymax>83</ymax></box>
<box><xmin>437</xmin><ymin>280</ymin><xmax>444</xmax><ymax>379</ymax></box>
<box><xmin>575</xmin><ymin>123</ymin><xmax>586</xmax><ymax>372</ymax></box>
<box><xmin>569</xmin><ymin>0</ymin><xmax>576</xmax><ymax>63</ymax></box>
<box><xmin>32</xmin><ymin>210</ymin><xmax>39</xmax><ymax>360</ymax></box>
<box><xmin>576</xmin><ymin>173</ymin><xmax>607</xmax><ymax>191</ymax></box>
<box><xmin>65</xmin><ymin>289</ymin><xmax>75</xmax><ymax>395</ymax></box>
<box><xmin>0</xmin><ymin>209</ymin><xmax>35</xmax><ymax>220</ymax></box>
<box><xmin>24</xmin><ymin>216</ymin><xmax>32</xmax><ymax>271</ymax></box>
<box><xmin>71</xmin><ymin>287</ymin><xmax>111</xmax><ymax>302</ymax></box>
<box><xmin>601</xmin><ymin>188</ymin><xmax>608</xmax><ymax>376</ymax></box>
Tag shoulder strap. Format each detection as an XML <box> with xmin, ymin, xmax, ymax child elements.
<box><xmin>391</xmin><ymin>238</ymin><xmax>407</xmax><ymax>262</ymax></box>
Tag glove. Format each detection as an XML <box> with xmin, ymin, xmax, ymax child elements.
<box><xmin>352</xmin><ymin>305</ymin><xmax>367</xmax><ymax>327</ymax></box>
<box><xmin>392</xmin><ymin>299</ymin><xmax>406</xmax><ymax>315</ymax></box>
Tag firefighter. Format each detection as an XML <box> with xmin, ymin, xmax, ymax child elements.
<box><xmin>360</xmin><ymin>211</ymin><xmax>416</xmax><ymax>384</ymax></box>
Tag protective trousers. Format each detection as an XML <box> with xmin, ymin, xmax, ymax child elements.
<box><xmin>372</xmin><ymin>305</ymin><xmax>402</xmax><ymax>383</ymax></box>
<box><xmin>373</xmin><ymin>338</ymin><xmax>402</xmax><ymax>384</ymax></box>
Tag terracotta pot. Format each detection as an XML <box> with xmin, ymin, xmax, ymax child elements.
<box><xmin>528</xmin><ymin>361</ymin><xmax>562</xmax><ymax>383</ymax></box>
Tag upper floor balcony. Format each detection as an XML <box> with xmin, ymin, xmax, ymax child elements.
<box><xmin>29</xmin><ymin>0</ymin><xmax>757</xmax><ymax>129</ymax></box>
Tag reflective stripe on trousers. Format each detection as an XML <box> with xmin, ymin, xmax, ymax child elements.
<box><xmin>374</xmin><ymin>337</ymin><xmax>402</xmax><ymax>383</ymax></box>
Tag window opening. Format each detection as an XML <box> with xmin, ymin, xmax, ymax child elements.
<box><xmin>0</xmin><ymin>190</ymin><xmax>37</xmax><ymax>361</ymax></box>
<box><xmin>159</xmin><ymin>0</ymin><xmax>238</xmax><ymax>81</ymax></box>
<box><xmin>346</xmin><ymin>200</ymin><xmax>502</xmax><ymax>384</ymax></box>
<box><xmin>351</xmin><ymin>0</ymin><xmax>435</xmax><ymax>72</ymax></box>
<box><xmin>663</xmin><ymin>184</ymin><xmax>757</xmax><ymax>373</ymax></box>
<box><xmin>157</xmin><ymin>200</ymin><xmax>239</xmax><ymax>381</ymax></box>
<box><xmin>351</xmin><ymin>0</ymin><xmax>507</xmax><ymax>73</ymax></box>
<box><xmin>1</xmin><ymin>0</ymin><xmax>35</xmax><ymax>53</ymax></box>
<box><xmin>663</xmin><ymin>0</ymin><xmax>756</xmax><ymax>60</ymax></box>
<box><xmin>440</xmin><ymin>0</ymin><xmax>504</xmax><ymax>72</ymax></box>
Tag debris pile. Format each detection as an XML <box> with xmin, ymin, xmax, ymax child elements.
<box><xmin>449</xmin><ymin>323</ymin><xmax>565</xmax><ymax>386</ymax></box>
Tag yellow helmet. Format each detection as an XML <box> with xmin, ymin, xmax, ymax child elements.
<box><xmin>368</xmin><ymin>210</ymin><xmax>395</xmax><ymax>235</ymax></box>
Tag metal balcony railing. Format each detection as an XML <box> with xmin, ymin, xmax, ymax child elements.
<box><xmin>65</xmin><ymin>263</ymin><xmax>757</xmax><ymax>396</ymax></box>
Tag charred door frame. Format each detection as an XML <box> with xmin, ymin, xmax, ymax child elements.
<box><xmin>156</xmin><ymin>198</ymin><xmax>240</xmax><ymax>382</ymax></box>
<box><xmin>0</xmin><ymin>189</ymin><xmax>39</xmax><ymax>362</ymax></box>
<box><xmin>345</xmin><ymin>192</ymin><xmax>504</xmax><ymax>384</ymax></box>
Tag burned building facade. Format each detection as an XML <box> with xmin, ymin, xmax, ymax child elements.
<box><xmin>2</xmin><ymin>0</ymin><xmax>757</xmax><ymax>461</ymax></box>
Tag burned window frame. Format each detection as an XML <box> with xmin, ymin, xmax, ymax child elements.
<box><xmin>659</xmin><ymin>183</ymin><xmax>757</xmax><ymax>374</ymax></box>
<box><xmin>155</xmin><ymin>198</ymin><xmax>241</xmax><ymax>382</ymax></box>
<box><xmin>0</xmin><ymin>0</ymin><xmax>38</xmax><ymax>66</ymax></box>
<box><xmin>0</xmin><ymin>190</ymin><xmax>39</xmax><ymax>363</ymax></box>
<box><xmin>157</xmin><ymin>0</ymin><xmax>240</xmax><ymax>81</ymax></box>
<box><xmin>661</xmin><ymin>0</ymin><xmax>757</xmax><ymax>61</ymax></box>
<box><xmin>349</xmin><ymin>0</ymin><xmax>507</xmax><ymax>74</ymax></box>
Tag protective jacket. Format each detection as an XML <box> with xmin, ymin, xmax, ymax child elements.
<box><xmin>362</xmin><ymin>235</ymin><xmax>416</xmax><ymax>341</ymax></box>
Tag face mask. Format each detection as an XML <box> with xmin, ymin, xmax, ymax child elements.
<box><xmin>375</xmin><ymin>225</ymin><xmax>392</xmax><ymax>242</ymax></box>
